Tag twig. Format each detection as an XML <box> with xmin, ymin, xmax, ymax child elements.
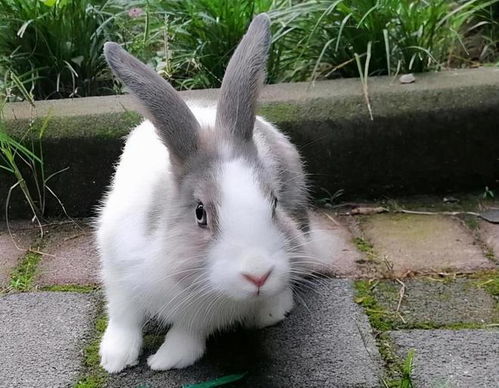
<box><xmin>321</xmin><ymin>211</ymin><xmax>340</xmax><ymax>225</ymax></box>
<box><xmin>396</xmin><ymin>209</ymin><xmax>480</xmax><ymax>217</ymax></box>
<box><xmin>395</xmin><ymin>279</ymin><xmax>406</xmax><ymax>324</ymax></box>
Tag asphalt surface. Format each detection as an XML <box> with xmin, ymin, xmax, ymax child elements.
<box><xmin>0</xmin><ymin>292</ymin><xmax>98</xmax><ymax>388</ymax></box>
<box><xmin>390</xmin><ymin>329</ymin><xmax>499</xmax><ymax>388</ymax></box>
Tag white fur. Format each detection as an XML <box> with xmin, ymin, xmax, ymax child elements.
<box><xmin>209</xmin><ymin>158</ymin><xmax>290</xmax><ymax>300</ymax></box>
<box><xmin>97</xmin><ymin>108</ymin><xmax>294</xmax><ymax>373</ymax></box>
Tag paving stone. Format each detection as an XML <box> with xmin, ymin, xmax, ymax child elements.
<box><xmin>0</xmin><ymin>221</ymin><xmax>39</xmax><ymax>288</ymax></box>
<box><xmin>479</xmin><ymin>220</ymin><xmax>499</xmax><ymax>260</ymax></box>
<box><xmin>362</xmin><ymin>214</ymin><xmax>494</xmax><ymax>277</ymax></box>
<box><xmin>107</xmin><ymin>279</ymin><xmax>383</xmax><ymax>388</ymax></box>
<box><xmin>36</xmin><ymin>221</ymin><xmax>100</xmax><ymax>286</ymax></box>
<box><xmin>0</xmin><ymin>292</ymin><xmax>98</xmax><ymax>388</ymax></box>
<box><xmin>308</xmin><ymin>211</ymin><xmax>364</xmax><ymax>277</ymax></box>
<box><xmin>373</xmin><ymin>278</ymin><xmax>499</xmax><ymax>327</ymax></box>
<box><xmin>389</xmin><ymin>329</ymin><xmax>499</xmax><ymax>387</ymax></box>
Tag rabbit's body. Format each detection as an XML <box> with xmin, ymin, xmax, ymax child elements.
<box><xmin>98</xmin><ymin>14</ymin><xmax>314</xmax><ymax>373</ymax></box>
<box><xmin>97</xmin><ymin>107</ymin><xmax>307</xmax><ymax>325</ymax></box>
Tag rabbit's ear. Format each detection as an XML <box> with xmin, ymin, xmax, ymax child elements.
<box><xmin>215</xmin><ymin>14</ymin><xmax>271</xmax><ymax>142</ymax></box>
<box><xmin>104</xmin><ymin>42</ymin><xmax>200</xmax><ymax>165</ymax></box>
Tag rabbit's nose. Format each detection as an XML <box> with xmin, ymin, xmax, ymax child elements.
<box><xmin>241</xmin><ymin>269</ymin><xmax>273</xmax><ymax>288</ymax></box>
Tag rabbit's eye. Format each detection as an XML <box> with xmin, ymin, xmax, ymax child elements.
<box><xmin>196</xmin><ymin>202</ymin><xmax>207</xmax><ymax>227</ymax></box>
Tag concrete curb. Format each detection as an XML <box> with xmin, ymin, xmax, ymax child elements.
<box><xmin>2</xmin><ymin>68</ymin><xmax>499</xmax><ymax>218</ymax></box>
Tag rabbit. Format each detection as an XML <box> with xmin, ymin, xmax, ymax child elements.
<box><xmin>96</xmin><ymin>13</ymin><xmax>314</xmax><ymax>373</ymax></box>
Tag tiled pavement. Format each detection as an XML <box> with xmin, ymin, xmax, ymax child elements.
<box><xmin>0</xmin><ymin>200</ymin><xmax>498</xmax><ymax>387</ymax></box>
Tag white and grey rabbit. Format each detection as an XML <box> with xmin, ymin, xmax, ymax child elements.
<box><xmin>97</xmin><ymin>14</ymin><xmax>315</xmax><ymax>373</ymax></box>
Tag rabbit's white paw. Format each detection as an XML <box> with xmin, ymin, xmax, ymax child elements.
<box><xmin>254</xmin><ymin>287</ymin><xmax>294</xmax><ymax>328</ymax></box>
<box><xmin>99</xmin><ymin>325</ymin><xmax>142</xmax><ymax>373</ymax></box>
<box><xmin>147</xmin><ymin>326</ymin><xmax>205</xmax><ymax>370</ymax></box>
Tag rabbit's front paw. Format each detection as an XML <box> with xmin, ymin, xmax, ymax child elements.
<box><xmin>147</xmin><ymin>326</ymin><xmax>205</xmax><ymax>370</ymax></box>
<box><xmin>99</xmin><ymin>325</ymin><xmax>142</xmax><ymax>373</ymax></box>
<box><xmin>254</xmin><ymin>287</ymin><xmax>294</xmax><ymax>328</ymax></box>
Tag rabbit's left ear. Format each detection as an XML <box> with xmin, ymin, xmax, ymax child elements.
<box><xmin>215</xmin><ymin>14</ymin><xmax>271</xmax><ymax>142</ymax></box>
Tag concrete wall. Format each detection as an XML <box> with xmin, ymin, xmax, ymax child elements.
<box><xmin>2</xmin><ymin>68</ymin><xmax>499</xmax><ymax>218</ymax></box>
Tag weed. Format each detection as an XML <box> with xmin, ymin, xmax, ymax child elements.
<box><xmin>2</xmin><ymin>0</ymin><xmax>498</xmax><ymax>100</ymax></box>
<box><xmin>355</xmin><ymin>280</ymin><xmax>397</xmax><ymax>331</ymax></box>
<box><xmin>74</xmin><ymin>308</ymin><xmax>108</xmax><ymax>388</ymax></box>
<box><xmin>483</xmin><ymin>186</ymin><xmax>495</xmax><ymax>199</ymax></box>
<box><xmin>473</xmin><ymin>272</ymin><xmax>499</xmax><ymax>297</ymax></box>
<box><xmin>1</xmin><ymin>81</ymin><xmax>70</xmax><ymax>226</ymax></box>
<box><xmin>9</xmin><ymin>251</ymin><xmax>41</xmax><ymax>291</ymax></box>
<box><xmin>40</xmin><ymin>284</ymin><xmax>98</xmax><ymax>293</ymax></box>
<box><xmin>0</xmin><ymin>0</ymin><xmax>121</xmax><ymax>100</ymax></box>
<box><xmin>270</xmin><ymin>0</ymin><xmax>499</xmax><ymax>81</ymax></box>
<box><xmin>353</xmin><ymin>237</ymin><xmax>379</xmax><ymax>263</ymax></box>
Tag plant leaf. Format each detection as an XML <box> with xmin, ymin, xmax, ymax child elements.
<box><xmin>182</xmin><ymin>373</ymin><xmax>247</xmax><ymax>388</ymax></box>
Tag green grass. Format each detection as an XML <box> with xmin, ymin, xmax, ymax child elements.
<box><xmin>1</xmin><ymin>0</ymin><xmax>498</xmax><ymax>100</ymax></box>
<box><xmin>40</xmin><ymin>284</ymin><xmax>99</xmax><ymax>293</ymax></box>
<box><xmin>472</xmin><ymin>271</ymin><xmax>499</xmax><ymax>297</ymax></box>
<box><xmin>354</xmin><ymin>279</ymin><xmax>398</xmax><ymax>331</ymax></box>
<box><xmin>354</xmin><ymin>277</ymin><xmax>499</xmax><ymax>332</ymax></box>
<box><xmin>9</xmin><ymin>251</ymin><xmax>42</xmax><ymax>291</ymax></box>
<box><xmin>353</xmin><ymin>236</ymin><xmax>379</xmax><ymax>262</ymax></box>
<box><xmin>270</xmin><ymin>0</ymin><xmax>499</xmax><ymax>81</ymax></box>
<box><xmin>74</xmin><ymin>310</ymin><xmax>108</xmax><ymax>388</ymax></box>
<box><xmin>127</xmin><ymin>0</ymin><xmax>280</xmax><ymax>90</ymax></box>
<box><xmin>354</xmin><ymin>283</ymin><xmax>415</xmax><ymax>387</ymax></box>
<box><xmin>382</xmin><ymin>349</ymin><xmax>415</xmax><ymax>388</ymax></box>
<box><xmin>0</xmin><ymin>0</ymin><xmax>121</xmax><ymax>100</ymax></box>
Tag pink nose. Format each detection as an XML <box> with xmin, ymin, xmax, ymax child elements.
<box><xmin>242</xmin><ymin>270</ymin><xmax>272</xmax><ymax>288</ymax></box>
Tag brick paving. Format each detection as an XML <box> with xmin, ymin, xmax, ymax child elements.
<box><xmin>0</xmin><ymin>221</ymin><xmax>39</xmax><ymax>289</ymax></box>
<box><xmin>1</xmin><ymin>203</ymin><xmax>498</xmax><ymax>387</ymax></box>
<box><xmin>36</xmin><ymin>221</ymin><xmax>100</xmax><ymax>286</ymax></box>
<box><xmin>361</xmin><ymin>213</ymin><xmax>495</xmax><ymax>277</ymax></box>
<box><xmin>478</xmin><ymin>220</ymin><xmax>499</xmax><ymax>259</ymax></box>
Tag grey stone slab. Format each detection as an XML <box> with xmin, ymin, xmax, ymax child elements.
<box><xmin>0</xmin><ymin>292</ymin><xmax>98</xmax><ymax>388</ymax></box>
<box><xmin>389</xmin><ymin>329</ymin><xmax>499</xmax><ymax>388</ymax></box>
<box><xmin>373</xmin><ymin>279</ymin><xmax>499</xmax><ymax>327</ymax></box>
<box><xmin>108</xmin><ymin>279</ymin><xmax>383</xmax><ymax>388</ymax></box>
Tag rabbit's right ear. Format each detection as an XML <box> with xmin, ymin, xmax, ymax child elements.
<box><xmin>104</xmin><ymin>42</ymin><xmax>200</xmax><ymax>166</ymax></box>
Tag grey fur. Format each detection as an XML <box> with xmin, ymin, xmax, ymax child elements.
<box><xmin>103</xmin><ymin>42</ymin><xmax>200</xmax><ymax>165</ymax></box>
<box><xmin>253</xmin><ymin>118</ymin><xmax>310</xmax><ymax>231</ymax></box>
<box><xmin>215</xmin><ymin>14</ymin><xmax>271</xmax><ymax>142</ymax></box>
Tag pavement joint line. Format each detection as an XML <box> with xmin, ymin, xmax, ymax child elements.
<box><xmin>354</xmin><ymin>274</ymin><xmax>499</xmax><ymax>386</ymax></box>
<box><xmin>39</xmin><ymin>284</ymin><xmax>100</xmax><ymax>293</ymax></box>
<box><xmin>352</xmin><ymin>280</ymin><xmax>416</xmax><ymax>386</ymax></box>
<box><xmin>73</xmin><ymin>294</ymin><xmax>108</xmax><ymax>388</ymax></box>
<box><xmin>6</xmin><ymin>239</ymin><xmax>44</xmax><ymax>293</ymax></box>
<box><xmin>455</xmin><ymin>214</ymin><xmax>499</xmax><ymax>265</ymax></box>
<box><xmin>354</xmin><ymin>273</ymin><xmax>499</xmax><ymax>332</ymax></box>
<box><xmin>375</xmin><ymin>332</ymin><xmax>416</xmax><ymax>387</ymax></box>
<box><xmin>346</xmin><ymin>215</ymin><xmax>391</xmax><ymax>277</ymax></box>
